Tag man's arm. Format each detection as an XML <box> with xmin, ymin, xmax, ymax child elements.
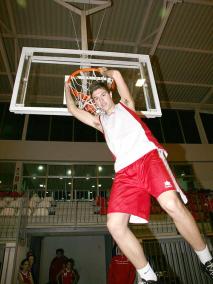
<box><xmin>65</xmin><ymin>82</ymin><xmax>103</xmax><ymax>132</ymax></box>
<box><xmin>99</xmin><ymin>68</ymin><xmax>135</xmax><ymax>111</ymax></box>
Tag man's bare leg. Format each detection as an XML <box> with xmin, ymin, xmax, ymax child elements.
<box><xmin>107</xmin><ymin>213</ymin><xmax>147</xmax><ymax>268</ymax></box>
<box><xmin>157</xmin><ymin>190</ymin><xmax>213</xmax><ymax>280</ymax></box>
<box><xmin>107</xmin><ymin>213</ymin><xmax>157</xmax><ymax>281</ymax></box>
<box><xmin>157</xmin><ymin>190</ymin><xmax>205</xmax><ymax>251</ymax></box>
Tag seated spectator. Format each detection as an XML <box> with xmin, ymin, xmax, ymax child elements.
<box><xmin>17</xmin><ymin>259</ymin><xmax>34</xmax><ymax>284</ymax></box>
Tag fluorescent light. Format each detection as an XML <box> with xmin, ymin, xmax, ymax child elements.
<box><xmin>67</xmin><ymin>169</ymin><xmax>72</xmax><ymax>175</ymax></box>
<box><xmin>135</xmin><ymin>78</ymin><xmax>146</xmax><ymax>87</ymax></box>
<box><xmin>38</xmin><ymin>165</ymin><xmax>44</xmax><ymax>170</ymax></box>
<box><xmin>98</xmin><ymin>166</ymin><xmax>103</xmax><ymax>172</ymax></box>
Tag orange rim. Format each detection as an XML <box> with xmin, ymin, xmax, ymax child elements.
<box><xmin>66</xmin><ymin>67</ymin><xmax>116</xmax><ymax>91</ymax></box>
<box><xmin>67</xmin><ymin>67</ymin><xmax>101</xmax><ymax>83</ymax></box>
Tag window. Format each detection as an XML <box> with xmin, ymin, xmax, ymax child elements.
<box><xmin>22</xmin><ymin>162</ymin><xmax>114</xmax><ymax>201</ymax></box>
<box><xmin>200</xmin><ymin>113</ymin><xmax>213</xmax><ymax>143</ymax></box>
<box><xmin>178</xmin><ymin>110</ymin><xmax>201</xmax><ymax>143</ymax></box>
<box><xmin>26</xmin><ymin>115</ymin><xmax>50</xmax><ymax>140</ymax></box>
<box><xmin>161</xmin><ymin>109</ymin><xmax>184</xmax><ymax>143</ymax></box>
<box><xmin>171</xmin><ymin>164</ymin><xmax>198</xmax><ymax>192</ymax></box>
<box><xmin>142</xmin><ymin>117</ymin><xmax>163</xmax><ymax>143</ymax></box>
<box><xmin>0</xmin><ymin>103</ymin><xmax>24</xmax><ymax>140</ymax></box>
<box><xmin>73</xmin><ymin>119</ymin><xmax>96</xmax><ymax>141</ymax></box>
<box><xmin>50</xmin><ymin>116</ymin><xmax>74</xmax><ymax>141</ymax></box>
<box><xmin>0</xmin><ymin>162</ymin><xmax>15</xmax><ymax>191</ymax></box>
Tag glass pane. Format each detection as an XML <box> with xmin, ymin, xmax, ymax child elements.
<box><xmin>73</xmin><ymin>119</ymin><xmax>96</xmax><ymax>142</ymax></box>
<box><xmin>142</xmin><ymin>117</ymin><xmax>163</xmax><ymax>143</ymax></box>
<box><xmin>50</xmin><ymin>116</ymin><xmax>74</xmax><ymax>141</ymax></box>
<box><xmin>172</xmin><ymin>164</ymin><xmax>193</xmax><ymax>177</ymax></box>
<box><xmin>98</xmin><ymin>178</ymin><xmax>113</xmax><ymax>190</ymax></box>
<box><xmin>53</xmin><ymin>190</ymin><xmax>68</xmax><ymax>201</ymax></box>
<box><xmin>0</xmin><ymin>103</ymin><xmax>5</xmax><ymax>123</ymax></box>
<box><xmin>176</xmin><ymin>176</ymin><xmax>197</xmax><ymax>192</ymax></box>
<box><xmin>200</xmin><ymin>113</ymin><xmax>213</xmax><ymax>143</ymax></box>
<box><xmin>22</xmin><ymin>177</ymin><xmax>46</xmax><ymax>191</ymax></box>
<box><xmin>97</xmin><ymin>165</ymin><xmax>114</xmax><ymax>177</ymax></box>
<box><xmin>26</xmin><ymin>115</ymin><xmax>50</xmax><ymax>141</ymax></box>
<box><xmin>48</xmin><ymin>165</ymin><xmax>72</xmax><ymax>177</ymax></box>
<box><xmin>178</xmin><ymin>110</ymin><xmax>201</xmax><ymax>143</ymax></box>
<box><xmin>47</xmin><ymin>178</ymin><xmax>71</xmax><ymax>191</ymax></box>
<box><xmin>0</xmin><ymin>104</ymin><xmax>24</xmax><ymax>140</ymax></box>
<box><xmin>23</xmin><ymin>164</ymin><xmax>47</xmax><ymax>176</ymax></box>
<box><xmin>76</xmin><ymin>191</ymin><xmax>90</xmax><ymax>200</ymax></box>
<box><xmin>161</xmin><ymin>109</ymin><xmax>184</xmax><ymax>143</ymax></box>
<box><xmin>97</xmin><ymin>131</ymin><xmax>105</xmax><ymax>142</ymax></box>
<box><xmin>73</xmin><ymin>178</ymin><xmax>97</xmax><ymax>190</ymax></box>
<box><xmin>0</xmin><ymin>162</ymin><xmax>15</xmax><ymax>191</ymax></box>
<box><xmin>73</xmin><ymin>165</ymin><xmax>96</xmax><ymax>177</ymax></box>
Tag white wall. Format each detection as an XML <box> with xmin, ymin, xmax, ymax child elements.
<box><xmin>40</xmin><ymin>235</ymin><xmax>106</xmax><ymax>284</ymax></box>
<box><xmin>0</xmin><ymin>141</ymin><xmax>213</xmax><ymax>189</ymax></box>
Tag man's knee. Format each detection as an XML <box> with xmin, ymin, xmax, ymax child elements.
<box><xmin>159</xmin><ymin>194</ymin><xmax>184</xmax><ymax>216</ymax></box>
<box><xmin>107</xmin><ymin>216</ymin><xmax>128</xmax><ymax>237</ymax></box>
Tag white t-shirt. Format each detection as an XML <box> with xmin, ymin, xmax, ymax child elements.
<box><xmin>100</xmin><ymin>102</ymin><xmax>161</xmax><ymax>172</ymax></box>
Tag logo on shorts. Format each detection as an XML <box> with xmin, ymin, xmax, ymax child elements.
<box><xmin>164</xmin><ymin>180</ymin><xmax>172</xmax><ymax>188</ymax></box>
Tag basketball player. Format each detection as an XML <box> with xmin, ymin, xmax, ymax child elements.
<box><xmin>65</xmin><ymin>68</ymin><xmax>213</xmax><ymax>283</ymax></box>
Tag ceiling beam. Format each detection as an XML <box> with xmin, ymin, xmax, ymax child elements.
<box><xmin>199</xmin><ymin>88</ymin><xmax>213</xmax><ymax>104</ymax></box>
<box><xmin>183</xmin><ymin>0</ymin><xmax>213</xmax><ymax>6</ymax></box>
<box><xmin>0</xmin><ymin>34</ymin><xmax>13</xmax><ymax>89</ymax></box>
<box><xmin>1</xmin><ymin>33</ymin><xmax>212</xmax><ymax>55</ymax></box>
<box><xmin>0</xmin><ymin>71</ymin><xmax>212</xmax><ymax>89</ymax></box>
<box><xmin>160</xmin><ymin>100</ymin><xmax>213</xmax><ymax>112</ymax></box>
<box><xmin>5</xmin><ymin>0</ymin><xmax>21</xmax><ymax>69</ymax></box>
<box><xmin>53</xmin><ymin>0</ymin><xmax>82</xmax><ymax>15</ymax></box>
<box><xmin>65</xmin><ymin>0</ymin><xmax>110</xmax><ymax>4</ymax></box>
<box><xmin>0</xmin><ymin>19</ymin><xmax>11</xmax><ymax>33</ymax></box>
<box><xmin>134</xmin><ymin>0</ymin><xmax>153</xmax><ymax>53</ymax></box>
<box><xmin>156</xmin><ymin>80</ymin><xmax>213</xmax><ymax>88</ymax></box>
<box><xmin>150</xmin><ymin>1</ymin><xmax>175</xmax><ymax>56</ymax></box>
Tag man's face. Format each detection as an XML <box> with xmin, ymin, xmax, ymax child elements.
<box><xmin>56</xmin><ymin>251</ymin><xmax>63</xmax><ymax>257</ymax></box>
<box><xmin>92</xmin><ymin>88</ymin><xmax>114</xmax><ymax>113</ymax></box>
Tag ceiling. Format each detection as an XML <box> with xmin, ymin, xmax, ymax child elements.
<box><xmin>0</xmin><ymin>0</ymin><xmax>212</xmax><ymax>113</ymax></box>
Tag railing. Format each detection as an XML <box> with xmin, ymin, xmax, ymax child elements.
<box><xmin>0</xmin><ymin>190</ymin><xmax>212</xmax><ymax>241</ymax></box>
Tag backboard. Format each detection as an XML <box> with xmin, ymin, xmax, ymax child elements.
<box><xmin>10</xmin><ymin>47</ymin><xmax>161</xmax><ymax>118</ymax></box>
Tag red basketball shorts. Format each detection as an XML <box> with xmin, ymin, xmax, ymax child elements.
<box><xmin>107</xmin><ymin>149</ymin><xmax>176</xmax><ymax>223</ymax></box>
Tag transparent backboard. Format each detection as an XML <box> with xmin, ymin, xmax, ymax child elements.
<box><xmin>10</xmin><ymin>47</ymin><xmax>161</xmax><ymax>118</ymax></box>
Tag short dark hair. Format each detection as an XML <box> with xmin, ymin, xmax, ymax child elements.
<box><xmin>20</xmin><ymin>258</ymin><xmax>29</xmax><ymax>270</ymax></box>
<box><xmin>56</xmin><ymin>248</ymin><xmax>64</xmax><ymax>254</ymax></box>
<box><xmin>90</xmin><ymin>81</ymin><xmax>110</xmax><ymax>97</ymax></box>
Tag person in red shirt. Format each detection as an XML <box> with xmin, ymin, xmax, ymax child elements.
<box><xmin>108</xmin><ymin>247</ymin><xmax>136</xmax><ymax>284</ymax></box>
<box><xmin>49</xmin><ymin>249</ymin><xmax>68</xmax><ymax>284</ymax></box>
<box><xmin>56</xmin><ymin>259</ymin><xmax>79</xmax><ymax>284</ymax></box>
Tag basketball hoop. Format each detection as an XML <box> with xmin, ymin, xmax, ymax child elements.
<box><xmin>66</xmin><ymin>67</ymin><xmax>115</xmax><ymax>115</ymax></box>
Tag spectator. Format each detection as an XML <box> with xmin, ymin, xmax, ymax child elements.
<box><xmin>49</xmin><ymin>249</ymin><xmax>68</xmax><ymax>284</ymax></box>
<box><xmin>56</xmin><ymin>258</ymin><xmax>79</xmax><ymax>284</ymax></box>
<box><xmin>26</xmin><ymin>251</ymin><xmax>37</xmax><ymax>284</ymax></box>
<box><xmin>108</xmin><ymin>247</ymin><xmax>135</xmax><ymax>284</ymax></box>
<box><xmin>17</xmin><ymin>259</ymin><xmax>34</xmax><ymax>284</ymax></box>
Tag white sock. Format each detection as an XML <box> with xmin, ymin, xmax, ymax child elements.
<box><xmin>137</xmin><ymin>262</ymin><xmax>157</xmax><ymax>281</ymax></box>
<box><xmin>195</xmin><ymin>245</ymin><xmax>212</xmax><ymax>264</ymax></box>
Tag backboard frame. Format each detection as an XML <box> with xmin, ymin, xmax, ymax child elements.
<box><xmin>10</xmin><ymin>47</ymin><xmax>162</xmax><ymax>118</ymax></box>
